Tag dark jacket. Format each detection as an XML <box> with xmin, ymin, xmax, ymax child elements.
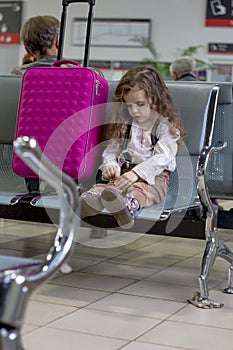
<box><xmin>178</xmin><ymin>73</ymin><xmax>199</xmax><ymax>81</ymax></box>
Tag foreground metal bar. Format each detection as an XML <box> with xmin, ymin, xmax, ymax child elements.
<box><xmin>0</xmin><ymin>136</ymin><xmax>79</xmax><ymax>349</ymax></box>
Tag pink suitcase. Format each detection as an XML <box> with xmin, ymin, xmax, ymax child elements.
<box><xmin>13</xmin><ymin>61</ymin><xmax>108</xmax><ymax>181</ymax></box>
<box><xmin>13</xmin><ymin>0</ymin><xmax>109</xmax><ymax>183</ymax></box>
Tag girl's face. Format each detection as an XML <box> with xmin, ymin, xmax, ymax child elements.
<box><xmin>124</xmin><ymin>87</ymin><xmax>154</xmax><ymax>127</ymax></box>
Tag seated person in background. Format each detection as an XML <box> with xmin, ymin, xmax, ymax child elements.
<box><xmin>169</xmin><ymin>56</ymin><xmax>199</xmax><ymax>81</ymax></box>
<box><xmin>80</xmin><ymin>65</ymin><xmax>185</xmax><ymax>229</ymax></box>
<box><xmin>11</xmin><ymin>15</ymin><xmax>60</xmax><ymax>75</ymax></box>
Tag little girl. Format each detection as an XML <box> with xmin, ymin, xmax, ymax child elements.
<box><xmin>80</xmin><ymin>65</ymin><xmax>185</xmax><ymax>229</ymax></box>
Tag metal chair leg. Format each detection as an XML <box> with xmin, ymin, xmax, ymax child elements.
<box><xmin>0</xmin><ymin>327</ymin><xmax>24</xmax><ymax>350</ymax></box>
<box><xmin>188</xmin><ymin>231</ymin><xmax>224</xmax><ymax>308</ymax></box>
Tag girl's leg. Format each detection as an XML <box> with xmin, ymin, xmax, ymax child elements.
<box><xmin>100</xmin><ymin>171</ymin><xmax>169</xmax><ymax>228</ymax></box>
<box><xmin>80</xmin><ymin>183</ymin><xmax>109</xmax><ymax>218</ymax></box>
<box><xmin>81</xmin><ymin>171</ymin><xmax>169</xmax><ymax>224</ymax></box>
<box><xmin>100</xmin><ymin>187</ymin><xmax>140</xmax><ymax>229</ymax></box>
<box><xmin>128</xmin><ymin>171</ymin><xmax>170</xmax><ymax>208</ymax></box>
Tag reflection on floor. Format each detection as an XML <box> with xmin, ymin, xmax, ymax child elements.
<box><xmin>1</xmin><ymin>214</ymin><xmax>233</xmax><ymax>350</ymax></box>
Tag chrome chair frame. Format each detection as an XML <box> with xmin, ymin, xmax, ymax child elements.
<box><xmin>189</xmin><ymin>142</ymin><xmax>233</xmax><ymax>308</ymax></box>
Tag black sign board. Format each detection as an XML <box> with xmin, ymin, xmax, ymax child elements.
<box><xmin>0</xmin><ymin>1</ymin><xmax>23</xmax><ymax>44</ymax></box>
<box><xmin>206</xmin><ymin>0</ymin><xmax>233</xmax><ymax>26</ymax></box>
<box><xmin>208</xmin><ymin>42</ymin><xmax>233</xmax><ymax>54</ymax></box>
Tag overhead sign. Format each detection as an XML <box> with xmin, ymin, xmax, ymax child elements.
<box><xmin>0</xmin><ymin>1</ymin><xmax>23</xmax><ymax>44</ymax></box>
<box><xmin>206</xmin><ymin>0</ymin><xmax>233</xmax><ymax>26</ymax></box>
<box><xmin>208</xmin><ymin>42</ymin><xmax>233</xmax><ymax>54</ymax></box>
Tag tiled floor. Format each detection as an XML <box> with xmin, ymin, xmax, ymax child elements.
<box><xmin>1</xmin><ymin>215</ymin><xmax>233</xmax><ymax>350</ymax></box>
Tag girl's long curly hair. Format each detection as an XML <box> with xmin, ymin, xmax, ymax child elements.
<box><xmin>105</xmin><ymin>65</ymin><xmax>185</xmax><ymax>145</ymax></box>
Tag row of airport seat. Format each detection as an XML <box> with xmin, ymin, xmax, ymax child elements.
<box><xmin>0</xmin><ymin>76</ymin><xmax>233</xmax><ymax>347</ymax></box>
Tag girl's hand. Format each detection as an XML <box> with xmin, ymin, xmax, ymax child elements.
<box><xmin>114</xmin><ymin>171</ymin><xmax>139</xmax><ymax>191</ymax></box>
<box><xmin>102</xmin><ymin>165</ymin><xmax>121</xmax><ymax>181</ymax></box>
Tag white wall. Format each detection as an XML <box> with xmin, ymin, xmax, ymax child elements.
<box><xmin>3</xmin><ymin>0</ymin><xmax>233</xmax><ymax>73</ymax></box>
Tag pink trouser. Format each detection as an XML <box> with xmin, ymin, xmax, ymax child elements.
<box><xmin>90</xmin><ymin>170</ymin><xmax>170</xmax><ymax>209</ymax></box>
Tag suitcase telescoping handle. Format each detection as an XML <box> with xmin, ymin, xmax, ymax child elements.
<box><xmin>58</xmin><ymin>0</ymin><xmax>96</xmax><ymax>66</ymax></box>
<box><xmin>62</xmin><ymin>1</ymin><xmax>95</xmax><ymax>4</ymax></box>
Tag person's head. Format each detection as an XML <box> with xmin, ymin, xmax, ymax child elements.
<box><xmin>169</xmin><ymin>56</ymin><xmax>197</xmax><ymax>80</ymax></box>
<box><xmin>21</xmin><ymin>15</ymin><xmax>60</xmax><ymax>60</ymax></box>
<box><xmin>108</xmin><ymin>65</ymin><xmax>184</xmax><ymax>142</ymax></box>
<box><xmin>114</xmin><ymin>65</ymin><xmax>178</xmax><ymax>122</ymax></box>
<box><xmin>113</xmin><ymin>65</ymin><xmax>170</xmax><ymax>127</ymax></box>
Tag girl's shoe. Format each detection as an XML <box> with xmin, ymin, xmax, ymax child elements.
<box><xmin>101</xmin><ymin>187</ymin><xmax>139</xmax><ymax>229</ymax></box>
<box><xmin>80</xmin><ymin>190</ymin><xmax>104</xmax><ymax>218</ymax></box>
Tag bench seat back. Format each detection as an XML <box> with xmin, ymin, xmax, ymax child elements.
<box><xmin>206</xmin><ymin>82</ymin><xmax>233</xmax><ymax>198</ymax></box>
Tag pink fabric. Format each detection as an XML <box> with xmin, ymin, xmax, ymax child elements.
<box><xmin>13</xmin><ymin>63</ymin><xmax>108</xmax><ymax>182</ymax></box>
